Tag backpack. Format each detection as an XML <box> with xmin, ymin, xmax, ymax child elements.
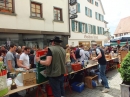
<box><xmin>75</xmin><ymin>49</ymin><xmax>81</xmax><ymax>58</ymax></box>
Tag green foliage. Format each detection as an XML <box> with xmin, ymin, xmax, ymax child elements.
<box><xmin>118</xmin><ymin>52</ymin><xmax>130</xmax><ymax>81</ymax></box>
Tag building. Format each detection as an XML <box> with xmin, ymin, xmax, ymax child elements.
<box><xmin>68</xmin><ymin>0</ymin><xmax>108</xmax><ymax>47</ymax></box>
<box><xmin>0</xmin><ymin>0</ymin><xmax>69</xmax><ymax>48</ymax></box>
<box><xmin>114</xmin><ymin>16</ymin><xmax>130</xmax><ymax>37</ymax></box>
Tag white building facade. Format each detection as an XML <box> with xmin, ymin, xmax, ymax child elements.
<box><xmin>68</xmin><ymin>0</ymin><xmax>108</xmax><ymax>47</ymax></box>
<box><xmin>0</xmin><ymin>0</ymin><xmax>69</xmax><ymax>48</ymax></box>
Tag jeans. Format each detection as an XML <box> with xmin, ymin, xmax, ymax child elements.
<box><xmin>99</xmin><ymin>64</ymin><xmax>110</xmax><ymax>88</ymax></box>
<box><xmin>49</xmin><ymin>75</ymin><xmax>65</xmax><ymax>97</ymax></box>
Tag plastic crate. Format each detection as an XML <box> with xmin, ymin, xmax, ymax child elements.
<box><xmin>45</xmin><ymin>84</ymin><xmax>53</xmax><ymax>96</ymax></box>
<box><xmin>71</xmin><ymin>64</ymin><xmax>81</xmax><ymax>71</ymax></box>
<box><xmin>36</xmin><ymin>50</ymin><xmax>47</xmax><ymax>57</ymax></box>
<box><xmin>71</xmin><ymin>82</ymin><xmax>84</xmax><ymax>93</ymax></box>
<box><xmin>36</xmin><ymin>55</ymin><xmax>48</xmax><ymax>84</ymax></box>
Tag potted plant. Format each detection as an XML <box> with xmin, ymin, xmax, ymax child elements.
<box><xmin>118</xmin><ymin>52</ymin><xmax>130</xmax><ymax>97</ymax></box>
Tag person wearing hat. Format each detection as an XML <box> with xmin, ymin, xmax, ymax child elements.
<box><xmin>92</xmin><ymin>43</ymin><xmax>110</xmax><ymax>93</ymax></box>
<box><xmin>36</xmin><ymin>36</ymin><xmax>66</xmax><ymax>97</ymax></box>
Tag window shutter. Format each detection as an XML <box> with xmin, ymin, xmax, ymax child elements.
<box><xmin>97</xmin><ymin>13</ymin><xmax>99</xmax><ymax>20</ymax></box>
<box><xmin>95</xmin><ymin>12</ymin><xmax>97</xmax><ymax>19</ymax></box>
<box><xmin>78</xmin><ymin>22</ymin><xmax>82</xmax><ymax>32</ymax></box>
<box><xmin>85</xmin><ymin>24</ymin><xmax>88</xmax><ymax>33</ymax></box>
<box><xmin>94</xmin><ymin>25</ymin><xmax>96</xmax><ymax>34</ymax></box>
<box><xmin>86</xmin><ymin>7</ymin><xmax>88</xmax><ymax>16</ymax></box>
<box><xmin>78</xmin><ymin>22</ymin><xmax>80</xmax><ymax>32</ymax></box>
<box><xmin>85</xmin><ymin>7</ymin><xmax>87</xmax><ymax>15</ymax></box>
<box><xmin>97</xmin><ymin>2</ymin><xmax>98</xmax><ymax>6</ymax></box>
<box><xmin>92</xmin><ymin>0</ymin><xmax>94</xmax><ymax>4</ymax></box>
<box><xmin>91</xmin><ymin>25</ymin><xmax>93</xmax><ymax>34</ymax></box>
<box><xmin>93</xmin><ymin>25</ymin><xmax>96</xmax><ymax>34</ymax></box>
<box><xmin>97</xmin><ymin>26</ymin><xmax>99</xmax><ymax>34</ymax></box>
<box><xmin>103</xmin><ymin>28</ymin><xmax>104</xmax><ymax>34</ymax></box>
<box><xmin>77</xmin><ymin>3</ymin><xmax>80</xmax><ymax>12</ymax></box>
<box><xmin>90</xmin><ymin>9</ymin><xmax>92</xmax><ymax>17</ymax></box>
<box><xmin>71</xmin><ymin>20</ymin><xmax>75</xmax><ymax>31</ymax></box>
<box><xmin>102</xmin><ymin>15</ymin><xmax>104</xmax><ymax>22</ymax></box>
<box><xmin>100</xmin><ymin>27</ymin><xmax>102</xmax><ymax>34</ymax></box>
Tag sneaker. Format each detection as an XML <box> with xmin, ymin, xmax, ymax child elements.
<box><xmin>102</xmin><ymin>88</ymin><xmax>110</xmax><ymax>93</ymax></box>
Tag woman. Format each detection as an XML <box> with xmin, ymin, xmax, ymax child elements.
<box><xmin>66</xmin><ymin>48</ymin><xmax>71</xmax><ymax>63</ymax></box>
<box><xmin>16</xmin><ymin>49</ymin><xmax>22</xmax><ymax>67</ymax></box>
<box><xmin>0</xmin><ymin>50</ymin><xmax>7</xmax><ymax>66</ymax></box>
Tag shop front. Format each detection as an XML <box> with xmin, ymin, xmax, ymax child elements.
<box><xmin>68</xmin><ymin>33</ymin><xmax>108</xmax><ymax>47</ymax></box>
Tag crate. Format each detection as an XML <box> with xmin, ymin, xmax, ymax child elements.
<box><xmin>36</xmin><ymin>55</ymin><xmax>48</xmax><ymax>84</ymax></box>
<box><xmin>71</xmin><ymin>82</ymin><xmax>85</xmax><ymax>93</ymax></box>
<box><xmin>22</xmin><ymin>72</ymin><xmax>36</xmax><ymax>86</ymax></box>
<box><xmin>71</xmin><ymin>64</ymin><xmax>81</xmax><ymax>71</ymax></box>
<box><xmin>120</xmin><ymin>84</ymin><xmax>130</xmax><ymax>97</ymax></box>
<box><xmin>45</xmin><ymin>84</ymin><xmax>54</xmax><ymax>96</ymax></box>
<box><xmin>85</xmin><ymin>75</ymin><xmax>98</xmax><ymax>89</ymax></box>
<box><xmin>36</xmin><ymin>50</ymin><xmax>48</xmax><ymax>57</ymax></box>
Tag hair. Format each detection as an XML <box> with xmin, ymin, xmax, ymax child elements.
<box><xmin>79</xmin><ymin>44</ymin><xmax>84</xmax><ymax>47</ymax></box>
<box><xmin>84</xmin><ymin>46</ymin><xmax>89</xmax><ymax>51</ymax></box>
<box><xmin>1</xmin><ymin>50</ymin><xmax>7</xmax><ymax>54</ymax></box>
<box><xmin>10</xmin><ymin>44</ymin><xmax>16</xmax><ymax>48</ymax></box>
<box><xmin>24</xmin><ymin>47</ymin><xmax>30</xmax><ymax>51</ymax></box>
<box><xmin>66</xmin><ymin>48</ymin><xmax>71</xmax><ymax>53</ymax></box>
<box><xmin>17</xmin><ymin>49</ymin><xmax>22</xmax><ymax>54</ymax></box>
<box><xmin>30</xmin><ymin>49</ymin><xmax>34</xmax><ymax>54</ymax></box>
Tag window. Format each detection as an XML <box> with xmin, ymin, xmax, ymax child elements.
<box><xmin>85</xmin><ymin>7</ymin><xmax>92</xmax><ymax>17</ymax></box>
<box><xmin>115</xmin><ymin>34</ymin><xmax>118</xmax><ymax>37</ymax></box>
<box><xmin>31</xmin><ymin>2</ymin><xmax>42</xmax><ymax>18</ymax></box>
<box><xmin>87</xmin><ymin>0</ymin><xmax>93</xmax><ymax>4</ymax></box>
<box><xmin>77</xmin><ymin>3</ymin><xmax>80</xmax><ymax>13</ymax></box>
<box><xmin>95</xmin><ymin>1</ymin><xmax>98</xmax><ymax>6</ymax></box>
<box><xmin>120</xmin><ymin>33</ymin><xmax>123</xmax><ymax>36</ymax></box>
<box><xmin>54</xmin><ymin>7</ymin><xmax>62</xmax><ymax>21</ymax></box>
<box><xmin>88</xmin><ymin>24</ymin><xmax>92</xmax><ymax>33</ymax></box>
<box><xmin>124</xmin><ymin>32</ymin><xmax>128</xmax><ymax>35</ymax></box>
<box><xmin>0</xmin><ymin>0</ymin><xmax>14</xmax><ymax>13</ymax></box>
<box><xmin>82</xmin><ymin>23</ymin><xmax>85</xmax><ymax>32</ymax></box>
<box><xmin>95</xmin><ymin>12</ymin><xmax>104</xmax><ymax>22</ymax></box>
<box><xmin>75</xmin><ymin>22</ymin><xmax>78</xmax><ymax>31</ymax></box>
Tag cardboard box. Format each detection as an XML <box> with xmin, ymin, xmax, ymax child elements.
<box><xmin>22</xmin><ymin>72</ymin><xmax>36</xmax><ymax>86</ymax></box>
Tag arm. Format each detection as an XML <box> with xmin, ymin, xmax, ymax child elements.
<box><xmin>93</xmin><ymin>49</ymin><xmax>102</xmax><ymax>60</ymax></box>
<box><xmin>72</xmin><ymin>52</ymin><xmax>76</xmax><ymax>60</ymax></box>
<box><xmin>7</xmin><ymin>60</ymin><xmax>13</xmax><ymax>71</ymax></box>
<box><xmin>39</xmin><ymin>56</ymin><xmax>52</xmax><ymax>66</ymax></box>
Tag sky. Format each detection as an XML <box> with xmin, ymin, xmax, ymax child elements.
<box><xmin>101</xmin><ymin>0</ymin><xmax>130</xmax><ymax>35</ymax></box>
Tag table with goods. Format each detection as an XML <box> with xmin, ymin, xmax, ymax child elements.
<box><xmin>1</xmin><ymin>50</ymin><xmax>119</xmax><ymax>97</ymax></box>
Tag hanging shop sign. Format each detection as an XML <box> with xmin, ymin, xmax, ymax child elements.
<box><xmin>84</xmin><ymin>35</ymin><xmax>98</xmax><ymax>39</ymax></box>
<box><xmin>70</xmin><ymin>14</ymin><xmax>78</xmax><ymax>19</ymax></box>
<box><xmin>69</xmin><ymin>0</ymin><xmax>78</xmax><ymax>19</ymax></box>
<box><xmin>70</xmin><ymin>4</ymin><xmax>77</xmax><ymax>14</ymax></box>
<box><xmin>70</xmin><ymin>0</ymin><xmax>77</xmax><ymax>5</ymax></box>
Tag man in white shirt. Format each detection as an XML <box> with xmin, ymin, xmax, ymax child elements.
<box><xmin>18</xmin><ymin>47</ymin><xmax>30</xmax><ymax>70</ymax></box>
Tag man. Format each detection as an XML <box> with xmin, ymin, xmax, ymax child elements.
<box><xmin>92</xmin><ymin>43</ymin><xmax>110</xmax><ymax>93</ymax></box>
<box><xmin>21</xmin><ymin>46</ymin><xmax>26</xmax><ymax>52</ymax></box>
<box><xmin>36</xmin><ymin>36</ymin><xmax>66</xmax><ymax>97</ymax></box>
<box><xmin>75</xmin><ymin>44</ymin><xmax>85</xmax><ymax>62</ymax></box>
<box><xmin>18</xmin><ymin>47</ymin><xmax>30</xmax><ymax>70</ymax></box>
<box><xmin>6</xmin><ymin>44</ymin><xmax>22</xmax><ymax>97</ymax></box>
<box><xmin>6</xmin><ymin>44</ymin><xmax>17</xmax><ymax>73</ymax></box>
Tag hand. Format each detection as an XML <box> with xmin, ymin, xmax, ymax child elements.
<box><xmin>35</xmin><ymin>57</ymin><xmax>40</xmax><ymax>62</ymax></box>
<box><xmin>24</xmin><ymin>66</ymin><xmax>30</xmax><ymax>70</ymax></box>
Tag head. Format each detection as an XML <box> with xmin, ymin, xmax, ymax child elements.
<box><xmin>30</xmin><ymin>49</ymin><xmax>34</xmax><ymax>55</ymax></box>
<box><xmin>84</xmin><ymin>46</ymin><xmax>89</xmax><ymax>51</ymax></box>
<box><xmin>24</xmin><ymin>47</ymin><xmax>30</xmax><ymax>55</ymax></box>
<box><xmin>79</xmin><ymin>44</ymin><xmax>84</xmax><ymax>49</ymax></box>
<box><xmin>92</xmin><ymin>43</ymin><xmax>97</xmax><ymax>49</ymax></box>
<box><xmin>50</xmin><ymin>36</ymin><xmax>62</xmax><ymax>46</ymax></box>
<box><xmin>9</xmin><ymin>44</ymin><xmax>17</xmax><ymax>52</ymax></box>
<box><xmin>22</xmin><ymin>46</ymin><xmax>26</xmax><ymax>52</ymax></box>
<box><xmin>1</xmin><ymin>45</ymin><xmax>6</xmax><ymax>50</ymax></box>
<box><xmin>17</xmin><ymin>49</ymin><xmax>22</xmax><ymax>55</ymax></box>
<box><xmin>1</xmin><ymin>50</ymin><xmax>7</xmax><ymax>57</ymax></box>
<box><xmin>66</xmin><ymin>48</ymin><xmax>71</xmax><ymax>53</ymax></box>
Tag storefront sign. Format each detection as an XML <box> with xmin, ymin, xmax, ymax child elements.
<box><xmin>70</xmin><ymin>14</ymin><xmax>78</xmax><ymax>19</ymax></box>
<box><xmin>70</xmin><ymin>0</ymin><xmax>77</xmax><ymax>5</ymax></box>
<box><xmin>84</xmin><ymin>35</ymin><xmax>98</xmax><ymax>39</ymax></box>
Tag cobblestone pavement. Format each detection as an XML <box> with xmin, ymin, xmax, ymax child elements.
<box><xmin>66</xmin><ymin>69</ymin><xmax>122</xmax><ymax>97</ymax></box>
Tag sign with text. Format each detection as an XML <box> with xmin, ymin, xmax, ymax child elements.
<box><xmin>70</xmin><ymin>0</ymin><xmax>77</xmax><ymax>5</ymax></box>
<box><xmin>84</xmin><ymin>35</ymin><xmax>98</xmax><ymax>39</ymax></box>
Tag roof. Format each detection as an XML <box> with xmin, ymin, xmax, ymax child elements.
<box><xmin>114</xmin><ymin>16</ymin><xmax>130</xmax><ymax>35</ymax></box>
<box><xmin>98</xmin><ymin>0</ymin><xmax>105</xmax><ymax>15</ymax></box>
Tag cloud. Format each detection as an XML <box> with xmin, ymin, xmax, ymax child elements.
<box><xmin>101</xmin><ymin>0</ymin><xmax>130</xmax><ymax>35</ymax></box>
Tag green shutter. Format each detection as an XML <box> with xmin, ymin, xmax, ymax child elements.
<box><xmin>100</xmin><ymin>27</ymin><xmax>102</xmax><ymax>34</ymax></box>
<box><xmin>97</xmin><ymin>13</ymin><xmax>99</xmax><ymax>20</ymax></box>
<box><xmin>97</xmin><ymin>26</ymin><xmax>99</xmax><ymax>34</ymax></box>
<box><xmin>93</xmin><ymin>25</ymin><xmax>96</xmax><ymax>34</ymax></box>
<box><xmin>91</xmin><ymin>25</ymin><xmax>93</xmax><ymax>34</ymax></box>
<box><xmin>77</xmin><ymin>3</ymin><xmax>80</xmax><ymax>12</ymax></box>
<box><xmin>86</xmin><ymin>7</ymin><xmax>88</xmax><ymax>16</ymax></box>
<box><xmin>85</xmin><ymin>24</ymin><xmax>88</xmax><ymax>33</ymax></box>
<box><xmin>78</xmin><ymin>22</ymin><xmax>82</xmax><ymax>32</ymax></box>
<box><xmin>103</xmin><ymin>28</ymin><xmax>104</xmax><ymax>34</ymax></box>
<box><xmin>95</xmin><ymin>12</ymin><xmax>97</xmax><ymax>19</ymax></box>
<box><xmin>85</xmin><ymin>7</ymin><xmax>87</xmax><ymax>15</ymax></box>
<box><xmin>102</xmin><ymin>15</ymin><xmax>104</xmax><ymax>22</ymax></box>
<box><xmin>71</xmin><ymin>20</ymin><xmax>75</xmax><ymax>31</ymax></box>
<box><xmin>97</xmin><ymin>2</ymin><xmax>98</xmax><ymax>6</ymax></box>
<box><xmin>78</xmin><ymin>22</ymin><xmax>80</xmax><ymax>32</ymax></box>
<box><xmin>90</xmin><ymin>9</ymin><xmax>92</xmax><ymax>17</ymax></box>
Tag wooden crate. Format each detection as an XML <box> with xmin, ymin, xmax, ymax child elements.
<box><xmin>120</xmin><ymin>51</ymin><xmax>128</xmax><ymax>61</ymax></box>
<box><xmin>85</xmin><ymin>75</ymin><xmax>98</xmax><ymax>89</ymax></box>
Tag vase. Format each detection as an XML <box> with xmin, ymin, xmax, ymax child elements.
<box><xmin>120</xmin><ymin>84</ymin><xmax>130</xmax><ymax>97</ymax></box>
